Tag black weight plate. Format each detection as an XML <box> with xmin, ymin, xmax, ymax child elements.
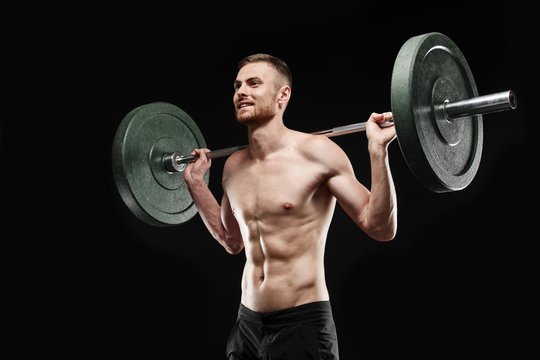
<box><xmin>391</xmin><ymin>32</ymin><xmax>483</xmax><ymax>192</ymax></box>
<box><xmin>112</xmin><ymin>102</ymin><xmax>208</xmax><ymax>226</ymax></box>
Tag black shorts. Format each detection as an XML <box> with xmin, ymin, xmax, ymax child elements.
<box><xmin>226</xmin><ymin>301</ymin><xmax>339</xmax><ymax>359</ymax></box>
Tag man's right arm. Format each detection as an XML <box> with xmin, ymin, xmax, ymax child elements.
<box><xmin>184</xmin><ymin>149</ymin><xmax>244</xmax><ymax>254</ymax></box>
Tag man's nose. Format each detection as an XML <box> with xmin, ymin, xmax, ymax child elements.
<box><xmin>236</xmin><ymin>83</ymin><xmax>249</xmax><ymax>98</ymax></box>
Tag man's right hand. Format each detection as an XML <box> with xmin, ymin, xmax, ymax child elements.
<box><xmin>184</xmin><ymin>148</ymin><xmax>212</xmax><ymax>184</ymax></box>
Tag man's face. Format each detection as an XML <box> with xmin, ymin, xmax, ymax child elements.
<box><xmin>233</xmin><ymin>62</ymin><xmax>281</xmax><ymax>125</ymax></box>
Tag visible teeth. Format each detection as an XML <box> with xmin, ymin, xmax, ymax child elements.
<box><xmin>239</xmin><ymin>104</ymin><xmax>252</xmax><ymax>108</ymax></box>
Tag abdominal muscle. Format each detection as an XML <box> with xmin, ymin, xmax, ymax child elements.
<box><xmin>239</xmin><ymin>218</ymin><xmax>330</xmax><ymax>313</ymax></box>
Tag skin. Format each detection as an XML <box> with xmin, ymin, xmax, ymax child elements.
<box><xmin>184</xmin><ymin>61</ymin><xmax>397</xmax><ymax>312</ymax></box>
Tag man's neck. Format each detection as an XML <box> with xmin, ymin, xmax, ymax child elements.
<box><xmin>247</xmin><ymin>116</ymin><xmax>288</xmax><ymax>160</ymax></box>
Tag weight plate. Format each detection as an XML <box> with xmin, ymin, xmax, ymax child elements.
<box><xmin>112</xmin><ymin>102</ymin><xmax>208</xmax><ymax>226</ymax></box>
<box><xmin>391</xmin><ymin>32</ymin><xmax>483</xmax><ymax>192</ymax></box>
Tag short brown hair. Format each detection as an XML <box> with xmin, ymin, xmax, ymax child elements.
<box><xmin>238</xmin><ymin>53</ymin><xmax>293</xmax><ymax>88</ymax></box>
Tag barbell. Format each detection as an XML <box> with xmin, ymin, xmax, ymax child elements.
<box><xmin>112</xmin><ymin>32</ymin><xmax>517</xmax><ymax>226</ymax></box>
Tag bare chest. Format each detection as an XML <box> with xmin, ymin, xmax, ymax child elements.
<box><xmin>224</xmin><ymin>157</ymin><xmax>328</xmax><ymax>220</ymax></box>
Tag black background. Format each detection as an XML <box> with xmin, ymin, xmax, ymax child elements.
<box><xmin>4</xmin><ymin>1</ymin><xmax>535</xmax><ymax>358</ymax></box>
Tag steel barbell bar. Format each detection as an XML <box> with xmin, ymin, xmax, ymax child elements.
<box><xmin>162</xmin><ymin>90</ymin><xmax>516</xmax><ymax>173</ymax></box>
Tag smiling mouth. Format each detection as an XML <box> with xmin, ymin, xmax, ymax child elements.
<box><xmin>237</xmin><ymin>101</ymin><xmax>254</xmax><ymax>109</ymax></box>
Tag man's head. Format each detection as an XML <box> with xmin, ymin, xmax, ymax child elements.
<box><xmin>233</xmin><ymin>54</ymin><xmax>292</xmax><ymax>125</ymax></box>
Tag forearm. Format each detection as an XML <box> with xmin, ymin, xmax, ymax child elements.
<box><xmin>365</xmin><ymin>146</ymin><xmax>398</xmax><ymax>241</ymax></box>
<box><xmin>185</xmin><ymin>178</ymin><xmax>236</xmax><ymax>251</ymax></box>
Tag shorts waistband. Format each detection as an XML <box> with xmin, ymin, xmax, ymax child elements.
<box><xmin>238</xmin><ymin>301</ymin><xmax>333</xmax><ymax>325</ymax></box>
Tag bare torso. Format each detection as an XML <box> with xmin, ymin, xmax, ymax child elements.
<box><xmin>183</xmin><ymin>60</ymin><xmax>396</xmax><ymax>314</ymax></box>
<box><xmin>223</xmin><ymin>131</ymin><xmax>337</xmax><ymax>312</ymax></box>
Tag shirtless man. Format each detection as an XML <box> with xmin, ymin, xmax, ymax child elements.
<box><xmin>184</xmin><ymin>54</ymin><xmax>397</xmax><ymax>360</ymax></box>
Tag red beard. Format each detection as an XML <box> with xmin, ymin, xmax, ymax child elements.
<box><xmin>235</xmin><ymin>101</ymin><xmax>276</xmax><ymax>125</ymax></box>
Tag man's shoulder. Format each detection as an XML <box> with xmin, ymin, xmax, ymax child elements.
<box><xmin>223</xmin><ymin>148</ymin><xmax>248</xmax><ymax>171</ymax></box>
<box><xmin>296</xmin><ymin>132</ymin><xmax>347</xmax><ymax>161</ymax></box>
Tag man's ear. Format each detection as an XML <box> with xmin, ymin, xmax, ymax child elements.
<box><xmin>277</xmin><ymin>85</ymin><xmax>291</xmax><ymax>108</ymax></box>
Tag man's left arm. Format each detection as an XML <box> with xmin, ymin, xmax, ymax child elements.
<box><xmin>324</xmin><ymin>112</ymin><xmax>397</xmax><ymax>241</ymax></box>
<box><xmin>363</xmin><ymin>112</ymin><xmax>397</xmax><ymax>241</ymax></box>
